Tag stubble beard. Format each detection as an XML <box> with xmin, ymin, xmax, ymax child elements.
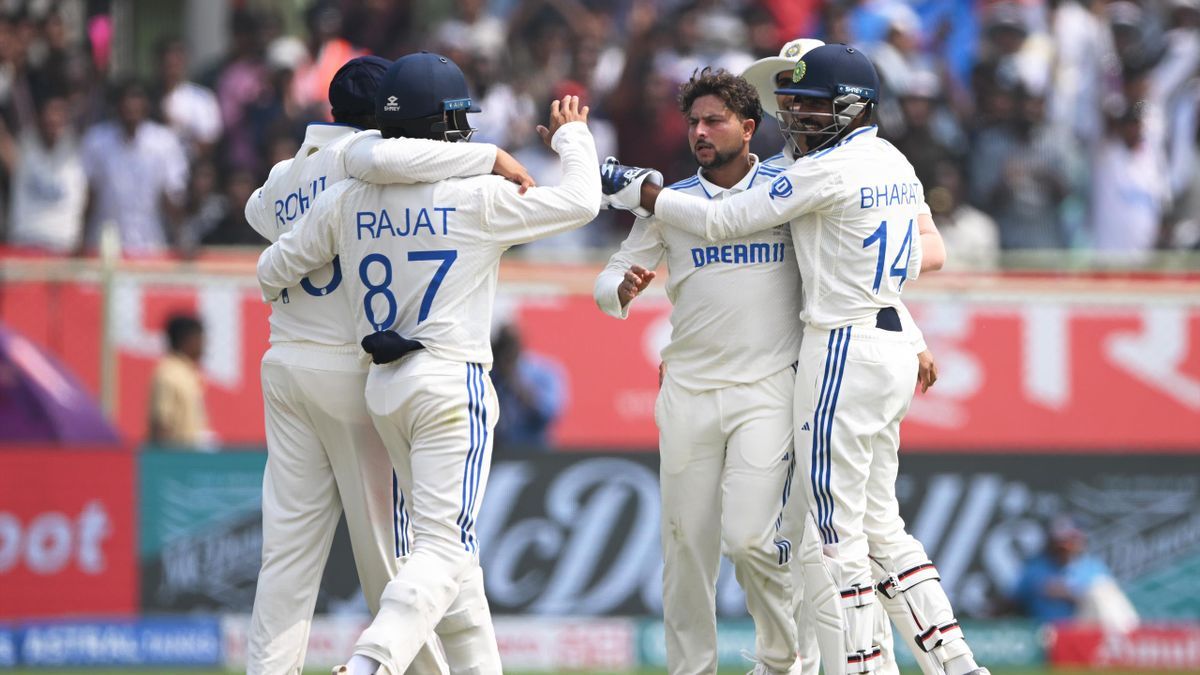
<box><xmin>695</xmin><ymin>144</ymin><xmax>739</xmax><ymax>169</ymax></box>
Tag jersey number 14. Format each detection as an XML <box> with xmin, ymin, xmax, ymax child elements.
<box><xmin>862</xmin><ymin>219</ymin><xmax>914</xmax><ymax>294</ymax></box>
<box><xmin>359</xmin><ymin>250</ymin><xmax>458</xmax><ymax>331</ymax></box>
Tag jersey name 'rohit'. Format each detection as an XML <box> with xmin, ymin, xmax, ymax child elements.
<box><xmin>355</xmin><ymin>207</ymin><xmax>456</xmax><ymax>239</ymax></box>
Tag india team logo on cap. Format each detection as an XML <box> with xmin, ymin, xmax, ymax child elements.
<box><xmin>784</xmin><ymin>43</ymin><xmax>802</xmax><ymax>58</ymax></box>
<box><xmin>792</xmin><ymin>60</ymin><xmax>807</xmax><ymax>83</ymax></box>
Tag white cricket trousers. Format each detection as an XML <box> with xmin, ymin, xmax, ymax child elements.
<box><xmin>656</xmin><ymin>364</ymin><xmax>797</xmax><ymax>675</ymax></box>
<box><xmin>353</xmin><ymin>351</ymin><xmax>502</xmax><ymax>675</ymax></box>
<box><xmin>795</xmin><ymin>325</ymin><xmax>969</xmax><ymax>675</ymax></box>
<box><xmin>250</xmin><ymin>343</ymin><xmax>446</xmax><ymax>675</ymax></box>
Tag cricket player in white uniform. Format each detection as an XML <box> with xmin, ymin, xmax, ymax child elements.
<box><xmin>255</xmin><ymin>52</ymin><xmax>600</xmax><ymax>675</ymax></box>
<box><xmin>743</xmin><ymin>40</ymin><xmax>944</xmax><ymax>675</ymax></box>
<box><xmin>244</xmin><ymin>55</ymin><xmax>533</xmax><ymax>675</ymax></box>
<box><xmin>595</xmin><ymin>69</ymin><xmax>799</xmax><ymax>675</ymax></box>
<box><xmin>601</xmin><ymin>44</ymin><xmax>988</xmax><ymax>675</ymax></box>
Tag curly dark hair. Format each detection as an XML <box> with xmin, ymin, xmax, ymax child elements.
<box><xmin>677</xmin><ymin>67</ymin><xmax>763</xmax><ymax>127</ymax></box>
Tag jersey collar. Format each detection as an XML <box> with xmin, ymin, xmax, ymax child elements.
<box><xmin>695</xmin><ymin>153</ymin><xmax>762</xmax><ymax>199</ymax></box>
<box><xmin>806</xmin><ymin>124</ymin><xmax>878</xmax><ymax>160</ymax></box>
<box><xmin>298</xmin><ymin>122</ymin><xmax>359</xmax><ymax>156</ymax></box>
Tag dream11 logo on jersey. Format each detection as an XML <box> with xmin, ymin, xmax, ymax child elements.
<box><xmin>0</xmin><ymin>450</ymin><xmax>137</xmax><ymax>618</ymax></box>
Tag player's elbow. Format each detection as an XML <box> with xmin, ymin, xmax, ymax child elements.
<box><xmin>921</xmin><ymin>247</ymin><xmax>946</xmax><ymax>273</ymax></box>
<box><xmin>565</xmin><ymin>189</ymin><xmax>602</xmax><ymax>226</ymax></box>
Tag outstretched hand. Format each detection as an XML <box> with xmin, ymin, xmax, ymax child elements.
<box><xmin>537</xmin><ymin>95</ymin><xmax>589</xmax><ymax>148</ymax></box>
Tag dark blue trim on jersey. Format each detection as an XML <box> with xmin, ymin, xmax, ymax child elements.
<box><xmin>457</xmin><ymin>363</ymin><xmax>489</xmax><ymax>553</ymax></box>
<box><xmin>698</xmin><ymin>179</ymin><xmax>712</xmax><ymax>199</ymax></box>
<box><xmin>808</xmin><ymin>125</ymin><xmax>876</xmax><ymax>160</ymax></box>
<box><xmin>775</xmin><ymin>538</ymin><xmax>792</xmax><ymax>565</ymax></box>
<box><xmin>763</xmin><ymin>152</ymin><xmax>786</xmax><ymax>165</ymax></box>
<box><xmin>668</xmin><ymin>176</ymin><xmax>701</xmax><ymax>190</ymax></box>
<box><xmin>749</xmin><ymin>163</ymin><xmax>763</xmax><ymax>188</ymax></box>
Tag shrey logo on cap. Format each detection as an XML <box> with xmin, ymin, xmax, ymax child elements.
<box><xmin>384</xmin><ymin>95</ymin><xmax>400</xmax><ymax>112</ymax></box>
<box><xmin>792</xmin><ymin>61</ymin><xmax>807</xmax><ymax>83</ymax></box>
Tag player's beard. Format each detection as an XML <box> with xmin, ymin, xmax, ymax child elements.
<box><xmin>693</xmin><ymin>142</ymin><xmax>740</xmax><ymax>169</ymax></box>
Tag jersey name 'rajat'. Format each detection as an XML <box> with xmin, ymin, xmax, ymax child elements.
<box><xmin>355</xmin><ymin>206</ymin><xmax>456</xmax><ymax>240</ymax></box>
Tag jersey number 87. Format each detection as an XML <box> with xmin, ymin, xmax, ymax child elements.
<box><xmin>359</xmin><ymin>250</ymin><xmax>458</xmax><ymax>331</ymax></box>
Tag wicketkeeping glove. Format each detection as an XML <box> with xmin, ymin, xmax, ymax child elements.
<box><xmin>600</xmin><ymin>157</ymin><xmax>663</xmax><ymax>218</ymax></box>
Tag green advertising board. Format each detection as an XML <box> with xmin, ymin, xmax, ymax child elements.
<box><xmin>636</xmin><ymin>619</ymin><xmax>1045</xmax><ymax>670</ymax></box>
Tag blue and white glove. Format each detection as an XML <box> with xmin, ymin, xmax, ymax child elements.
<box><xmin>600</xmin><ymin>157</ymin><xmax>663</xmax><ymax>218</ymax></box>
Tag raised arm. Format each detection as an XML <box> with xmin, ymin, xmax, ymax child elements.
<box><xmin>484</xmin><ymin>96</ymin><xmax>601</xmax><ymax>248</ymax></box>
<box><xmin>255</xmin><ymin>181</ymin><xmax>345</xmax><ymax>300</ymax></box>
<box><xmin>343</xmin><ymin>133</ymin><xmax>494</xmax><ymax>184</ymax></box>
<box><xmin>594</xmin><ymin>216</ymin><xmax>665</xmax><ymax>319</ymax></box>
<box><xmin>604</xmin><ymin>159</ymin><xmax>841</xmax><ymax>242</ymax></box>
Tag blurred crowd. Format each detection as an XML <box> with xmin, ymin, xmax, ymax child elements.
<box><xmin>1</xmin><ymin>0</ymin><xmax>1199</xmax><ymax>264</ymax></box>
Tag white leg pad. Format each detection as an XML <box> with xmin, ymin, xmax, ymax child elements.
<box><xmin>873</xmin><ymin>561</ymin><xmax>972</xmax><ymax>669</ymax></box>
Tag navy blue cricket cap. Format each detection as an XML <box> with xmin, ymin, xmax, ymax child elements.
<box><xmin>328</xmin><ymin>55</ymin><xmax>392</xmax><ymax>118</ymax></box>
<box><xmin>776</xmin><ymin>44</ymin><xmax>880</xmax><ymax>103</ymax></box>
<box><xmin>376</xmin><ymin>51</ymin><xmax>481</xmax><ymax>125</ymax></box>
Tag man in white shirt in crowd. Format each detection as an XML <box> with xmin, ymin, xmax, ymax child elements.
<box><xmin>155</xmin><ymin>37</ymin><xmax>223</xmax><ymax>159</ymax></box>
<box><xmin>0</xmin><ymin>89</ymin><xmax>86</xmax><ymax>252</ymax></box>
<box><xmin>80</xmin><ymin>79</ymin><xmax>189</xmax><ymax>255</ymax></box>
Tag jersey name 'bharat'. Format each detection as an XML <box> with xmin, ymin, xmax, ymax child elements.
<box><xmin>355</xmin><ymin>207</ymin><xmax>456</xmax><ymax>240</ymax></box>
<box><xmin>858</xmin><ymin>182</ymin><xmax>921</xmax><ymax>209</ymax></box>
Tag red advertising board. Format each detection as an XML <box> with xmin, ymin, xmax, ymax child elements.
<box><xmin>518</xmin><ymin>294</ymin><xmax>1200</xmax><ymax>451</ymax></box>
<box><xmin>1</xmin><ymin>268</ymin><xmax>1198</xmax><ymax>450</ymax></box>
<box><xmin>0</xmin><ymin>450</ymin><xmax>137</xmax><ymax>618</ymax></box>
<box><xmin>1048</xmin><ymin>624</ymin><xmax>1200</xmax><ymax>670</ymax></box>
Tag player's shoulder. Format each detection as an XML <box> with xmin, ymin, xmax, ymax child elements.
<box><xmin>759</xmin><ymin>152</ymin><xmax>791</xmax><ymax>171</ymax></box>
<box><xmin>666</xmin><ymin>173</ymin><xmax>703</xmax><ymax>194</ymax></box>
<box><xmin>258</xmin><ymin>156</ymin><xmax>297</xmax><ymax>194</ymax></box>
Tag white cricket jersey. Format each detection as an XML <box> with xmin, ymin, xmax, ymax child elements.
<box><xmin>245</xmin><ymin>123</ymin><xmax>498</xmax><ymax>347</ymax></box>
<box><xmin>762</xmin><ymin>147</ymin><xmax>928</xmax><ymax>351</ymax></box>
<box><xmin>656</xmin><ymin>126</ymin><xmax>925</xmax><ymax>333</ymax></box>
<box><xmin>594</xmin><ymin>156</ymin><xmax>801</xmax><ymax>391</ymax></box>
<box><xmin>257</xmin><ymin>121</ymin><xmax>600</xmax><ymax>367</ymax></box>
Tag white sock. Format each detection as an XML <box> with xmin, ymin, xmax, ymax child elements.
<box><xmin>944</xmin><ymin>653</ymin><xmax>980</xmax><ymax>675</ymax></box>
<box><xmin>347</xmin><ymin>654</ymin><xmax>381</xmax><ymax>675</ymax></box>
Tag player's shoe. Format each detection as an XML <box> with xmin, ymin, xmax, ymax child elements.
<box><xmin>962</xmin><ymin>669</ymin><xmax>991</xmax><ymax>675</ymax></box>
<box><xmin>331</xmin><ymin>667</ymin><xmax>348</xmax><ymax>674</ymax></box>
<box><xmin>599</xmin><ymin>156</ymin><xmax>662</xmax><ymax>218</ymax></box>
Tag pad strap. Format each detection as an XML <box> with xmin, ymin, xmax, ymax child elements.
<box><xmin>846</xmin><ymin>647</ymin><xmax>882</xmax><ymax>674</ymax></box>
<box><xmin>876</xmin><ymin>562</ymin><xmax>940</xmax><ymax>599</ymax></box>
<box><xmin>916</xmin><ymin>621</ymin><xmax>963</xmax><ymax>653</ymax></box>
<box><xmin>840</xmin><ymin>584</ymin><xmax>876</xmax><ymax>609</ymax></box>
